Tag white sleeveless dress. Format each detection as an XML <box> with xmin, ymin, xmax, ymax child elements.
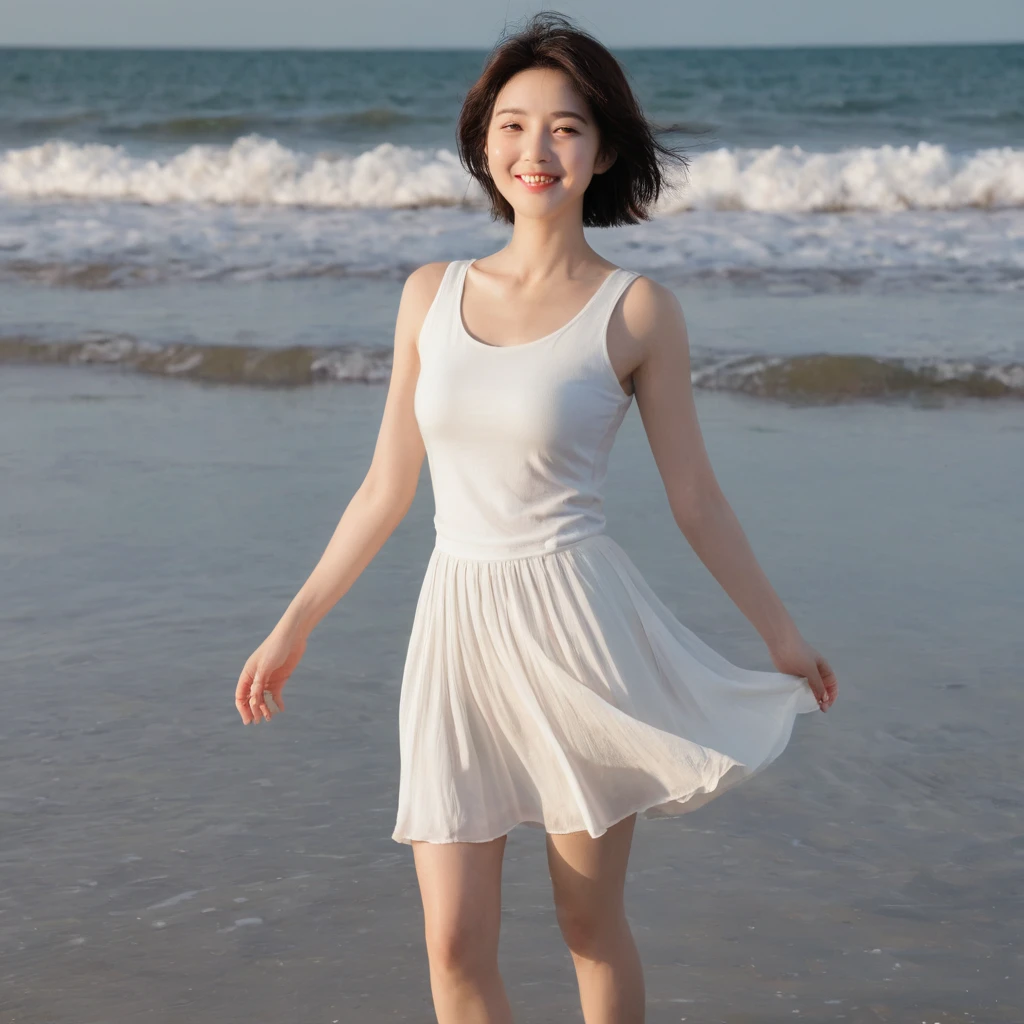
<box><xmin>391</xmin><ymin>258</ymin><xmax>819</xmax><ymax>845</ymax></box>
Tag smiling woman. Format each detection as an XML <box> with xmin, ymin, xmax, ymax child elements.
<box><xmin>234</xmin><ymin>10</ymin><xmax>837</xmax><ymax>1023</ymax></box>
<box><xmin>456</xmin><ymin>16</ymin><xmax>690</xmax><ymax>226</ymax></box>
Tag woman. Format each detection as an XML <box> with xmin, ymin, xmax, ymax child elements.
<box><xmin>235</xmin><ymin>12</ymin><xmax>838</xmax><ymax>1023</ymax></box>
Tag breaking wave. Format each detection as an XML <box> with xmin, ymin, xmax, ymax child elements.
<box><xmin>2</xmin><ymin>136</ymin><xmax>1023</xmax><ymax>212</ymax></box>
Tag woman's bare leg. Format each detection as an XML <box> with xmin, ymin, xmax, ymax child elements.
<box><xmin>411</xmin><ymin>834</ymin><xmax>514</xmax><ymax>1024</ymax></box>
<box><xmin>546</xmin><ymin>813</ymin><xmax>644</xmax><ymax>1024</ymax></box>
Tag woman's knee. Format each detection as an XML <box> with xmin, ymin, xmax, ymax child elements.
<box><xmin>424</xmin><ymin>914</ymin><xmax>499</xmax><ymax>976</ymax></box>
<box><xmin>546</xmin><ymin>817</ymin><xmax>636</xmax><ymax>960</ymax></box>
<box><xmin>412</xmin><ymin>837</ymin><xmax>506</xmax><ymax>978</ymax></box>
<box><xmin>553</xmin><ymin>897</ymin><xmax>627</xmax><ymax>960</ymax></box>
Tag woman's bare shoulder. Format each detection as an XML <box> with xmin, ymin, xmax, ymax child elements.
<box><xmin>402</xmin><ymin>260</ymin><xmax>454</xmax><ymax>302</ymax></box>
<box><xmin>619</xmin><ymin>273</ymin><xmax>687</xmax><ymax>342</ymax></box>
<box><xmin>395</xmin><ymin>261</ymin><xmax>454</xmax><ymax>325</ymax></box>
<box><xmin>393</xmin><ymin>261</ymin><xmax>458</xmax><ymax>354</ymax></box>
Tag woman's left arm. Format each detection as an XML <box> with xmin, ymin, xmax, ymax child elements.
<box><xmin>624</xmin><ymin>278</ymin><xmax>837</xmax><ymax>711</ymax></box>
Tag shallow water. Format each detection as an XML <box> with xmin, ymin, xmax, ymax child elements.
<box><xmin>2</xmin><ymin>362</ymin><xmax>1022</xmax><ymax>1022</ymax></box>
<box><xmin>3</xmin><ymin>280</ymin><xmax>1022</xmax><ymax>401</ymax></box>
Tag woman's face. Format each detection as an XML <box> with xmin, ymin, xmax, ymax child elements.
<box><xmin>483</xmin><ymin>67</ymin><xmax>615</xmax><ymax>220</ymax></box>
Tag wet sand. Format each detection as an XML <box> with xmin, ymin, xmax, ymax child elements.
<box><xmin>1</xmin><ymin>364</ymin><xmax>1022</xmax><ymax>1022</ymax></box>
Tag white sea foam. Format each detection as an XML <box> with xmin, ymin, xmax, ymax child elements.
<box><xmin>2</xmin><ymin>136</ymin><xmax>1023</xmax><ymax>212</ymax></box>
<box><xmin>2</xmin><ymin>137</ymin><xmax>1022</xmax><ymax>298</ymax></box>
<box><xmin>674</xmin><ymin>142</ymin><xmax>1024</xmax><ymax>213</ymax></box>
<box><xmin>1</xmin><ymin>198</ymin><xmax>1021</xmax><ymax>295</ymax></box>
<box><xmin>0</xmin><ymin>137</ymin><xmax>472</xmax><ymax>209</ymax></box>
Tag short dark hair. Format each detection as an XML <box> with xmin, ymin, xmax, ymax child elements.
<box><xmin>456</xmin><ymin>11</ymin><xmax>689</xmax><ymax>228</ymax></box>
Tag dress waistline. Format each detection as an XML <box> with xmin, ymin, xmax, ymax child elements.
<box><xmin>432</xmin><ymin>529</ymin><xmax>607</xmax><ymax>563</ymax></box>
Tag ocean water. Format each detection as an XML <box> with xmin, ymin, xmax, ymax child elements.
<box><xmin>0</xmin><ymin>44</ymin><xmax>1022</xmax><ymax>396</ymax></box>
<box><xmin>2</xmin><ymin>365</ymin><xmax>1022</xmax><ymax>1021</ymax></box>
<box><xmin>2</xmin><ymin>43</ymin><xmax>1024</xmax><ymax>1022</ymax></box>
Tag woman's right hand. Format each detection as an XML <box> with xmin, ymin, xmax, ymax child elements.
<box><xmin>234</xmin><ymin>625</ymin><xmax>307</xmax><ymax>724</ymax></box>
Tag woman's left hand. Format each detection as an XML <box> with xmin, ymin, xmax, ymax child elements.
<box><xmin>770</xmin><ymin>633</ymin><xmax>838</xmax><ymax>712</ymax></box>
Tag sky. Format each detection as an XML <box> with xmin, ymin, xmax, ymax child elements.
<box><xmin>1</xmin><ymin>0</ymin><xmax>1022</xmax><ymax>49</ymax></box>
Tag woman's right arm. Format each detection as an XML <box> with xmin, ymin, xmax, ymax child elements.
<box><xmin>234</xmin><ymin>261</ymin><xmax>448</xmax><ymax>723</ymax></box>
<box><xmin>278</xmin><ymin>261</ymin><xmax>447</xmax><ymax>640</ymax></box>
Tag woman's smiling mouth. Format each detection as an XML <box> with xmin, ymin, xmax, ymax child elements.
<box><xmin>516</xmin><ymin>173</ymin><xmax>560</xmax><ymax>191</ymax></box>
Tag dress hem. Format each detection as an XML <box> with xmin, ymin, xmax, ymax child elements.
<box><xmin>390</xmin><ymin>761</ymin><xmax>771</xmax><ymax>846</ymax></box>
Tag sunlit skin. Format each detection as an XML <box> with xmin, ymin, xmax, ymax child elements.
<box><xmin>234</xmin><ymin>64</ymin><xmax>838</xmax><ymax>1024</ymax></box>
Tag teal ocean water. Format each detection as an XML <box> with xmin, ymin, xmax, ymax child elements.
<box><xmin>2</xmin><ymin>43</ymin><xmax>1023</xmax><ymax>1021</ymax></box>
<box><xmin>0</xmin><ymin>44</ymin><xmax>1022</xmax><ymax>396</ymax></box>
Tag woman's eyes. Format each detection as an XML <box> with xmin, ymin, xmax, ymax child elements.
<box><xmin>500</xmin><ymin>122</ymin><xmax>578</xmax><ymax>135</ymax></box>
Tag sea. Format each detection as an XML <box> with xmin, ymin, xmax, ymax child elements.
<box><xmin>1</xmin><ymin>44</ymin><xmax>1022</xmax><ymax>1023</ymax></box>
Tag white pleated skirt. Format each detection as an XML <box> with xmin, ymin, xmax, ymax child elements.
<box><xmin>391</xmin><ymin>532</ymin><xmax>819</xmax><ymax>845</ymax></box>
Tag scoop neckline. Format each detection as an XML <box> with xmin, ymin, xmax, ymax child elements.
<box><xmin>457</xmin><ymin>258</ymin><xmax>622</xmax><ymax>352</ymax></box>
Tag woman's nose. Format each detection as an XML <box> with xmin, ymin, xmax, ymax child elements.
<box><xmin>519</xmin><ymin>129</ymin><xmax>553</xmax><ymax>163</ymax></box>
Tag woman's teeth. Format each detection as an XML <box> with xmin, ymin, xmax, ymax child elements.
<box><xmin>520</xmin><ymin>175</ymin><xmax>557</xmax><ymax>183</ymax></box>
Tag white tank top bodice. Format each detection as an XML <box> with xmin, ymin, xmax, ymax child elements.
<box><xmin>414</xmin><ymin>258</ymin><xmax>640</xmax><ymax>560</ymax></box>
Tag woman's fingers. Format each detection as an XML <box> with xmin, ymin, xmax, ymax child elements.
<box><xmin>805</xmin><ymin>658</ymin><xmax>828</xmax><ymax>709</ymax></box>
<box><xmin>267</xmin><ymin>684</ymin><xmax>285</xmax><ymax>713</ymax></box>
<box><xmin>811</xmin><ymin>655</ymin><xmax>837</xmax><ymax>712</ymax></box>
<box><xmin>249</xmin><ymin>669</ymin><xmax>271</xmax><ymax>722</ymax></box>
<box><xmin>235</xmin><ymin>661</ymin><xmax>272</xmax><ymax>723</ymax></box>
<box><xmin>819</xmin><ymin>656</ymin><xmax>838</xmax><ymax>705</ymax></box>
<box><xmin>235</xmin><ymin>662</ymin><xmax>257</xmax><ymax>723</ymax></box>
<box><xmin>235</xmin><ymin>651</ymin><xmax>291</xmax><ymax>724</ymax></box>
<box><xmin>775</xmin><ymin>638</ymin><xmax>837</xmax><ymax>713</ymax></box>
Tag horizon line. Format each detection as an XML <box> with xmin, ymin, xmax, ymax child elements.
<box><xmin>1</xmin><ymin>39</ymin><xmax>1022</xmax><ymax>52</ymax></box>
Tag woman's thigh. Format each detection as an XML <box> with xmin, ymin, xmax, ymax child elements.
<box><xmin>545</xmin><ymin>814</ymin><xmax>637</xmax><ymax>938</ymax></box>
<box><xmin>411</xmin><ymin>835</ymin><xmax>508</xmax><ymax>964</ymax></box>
